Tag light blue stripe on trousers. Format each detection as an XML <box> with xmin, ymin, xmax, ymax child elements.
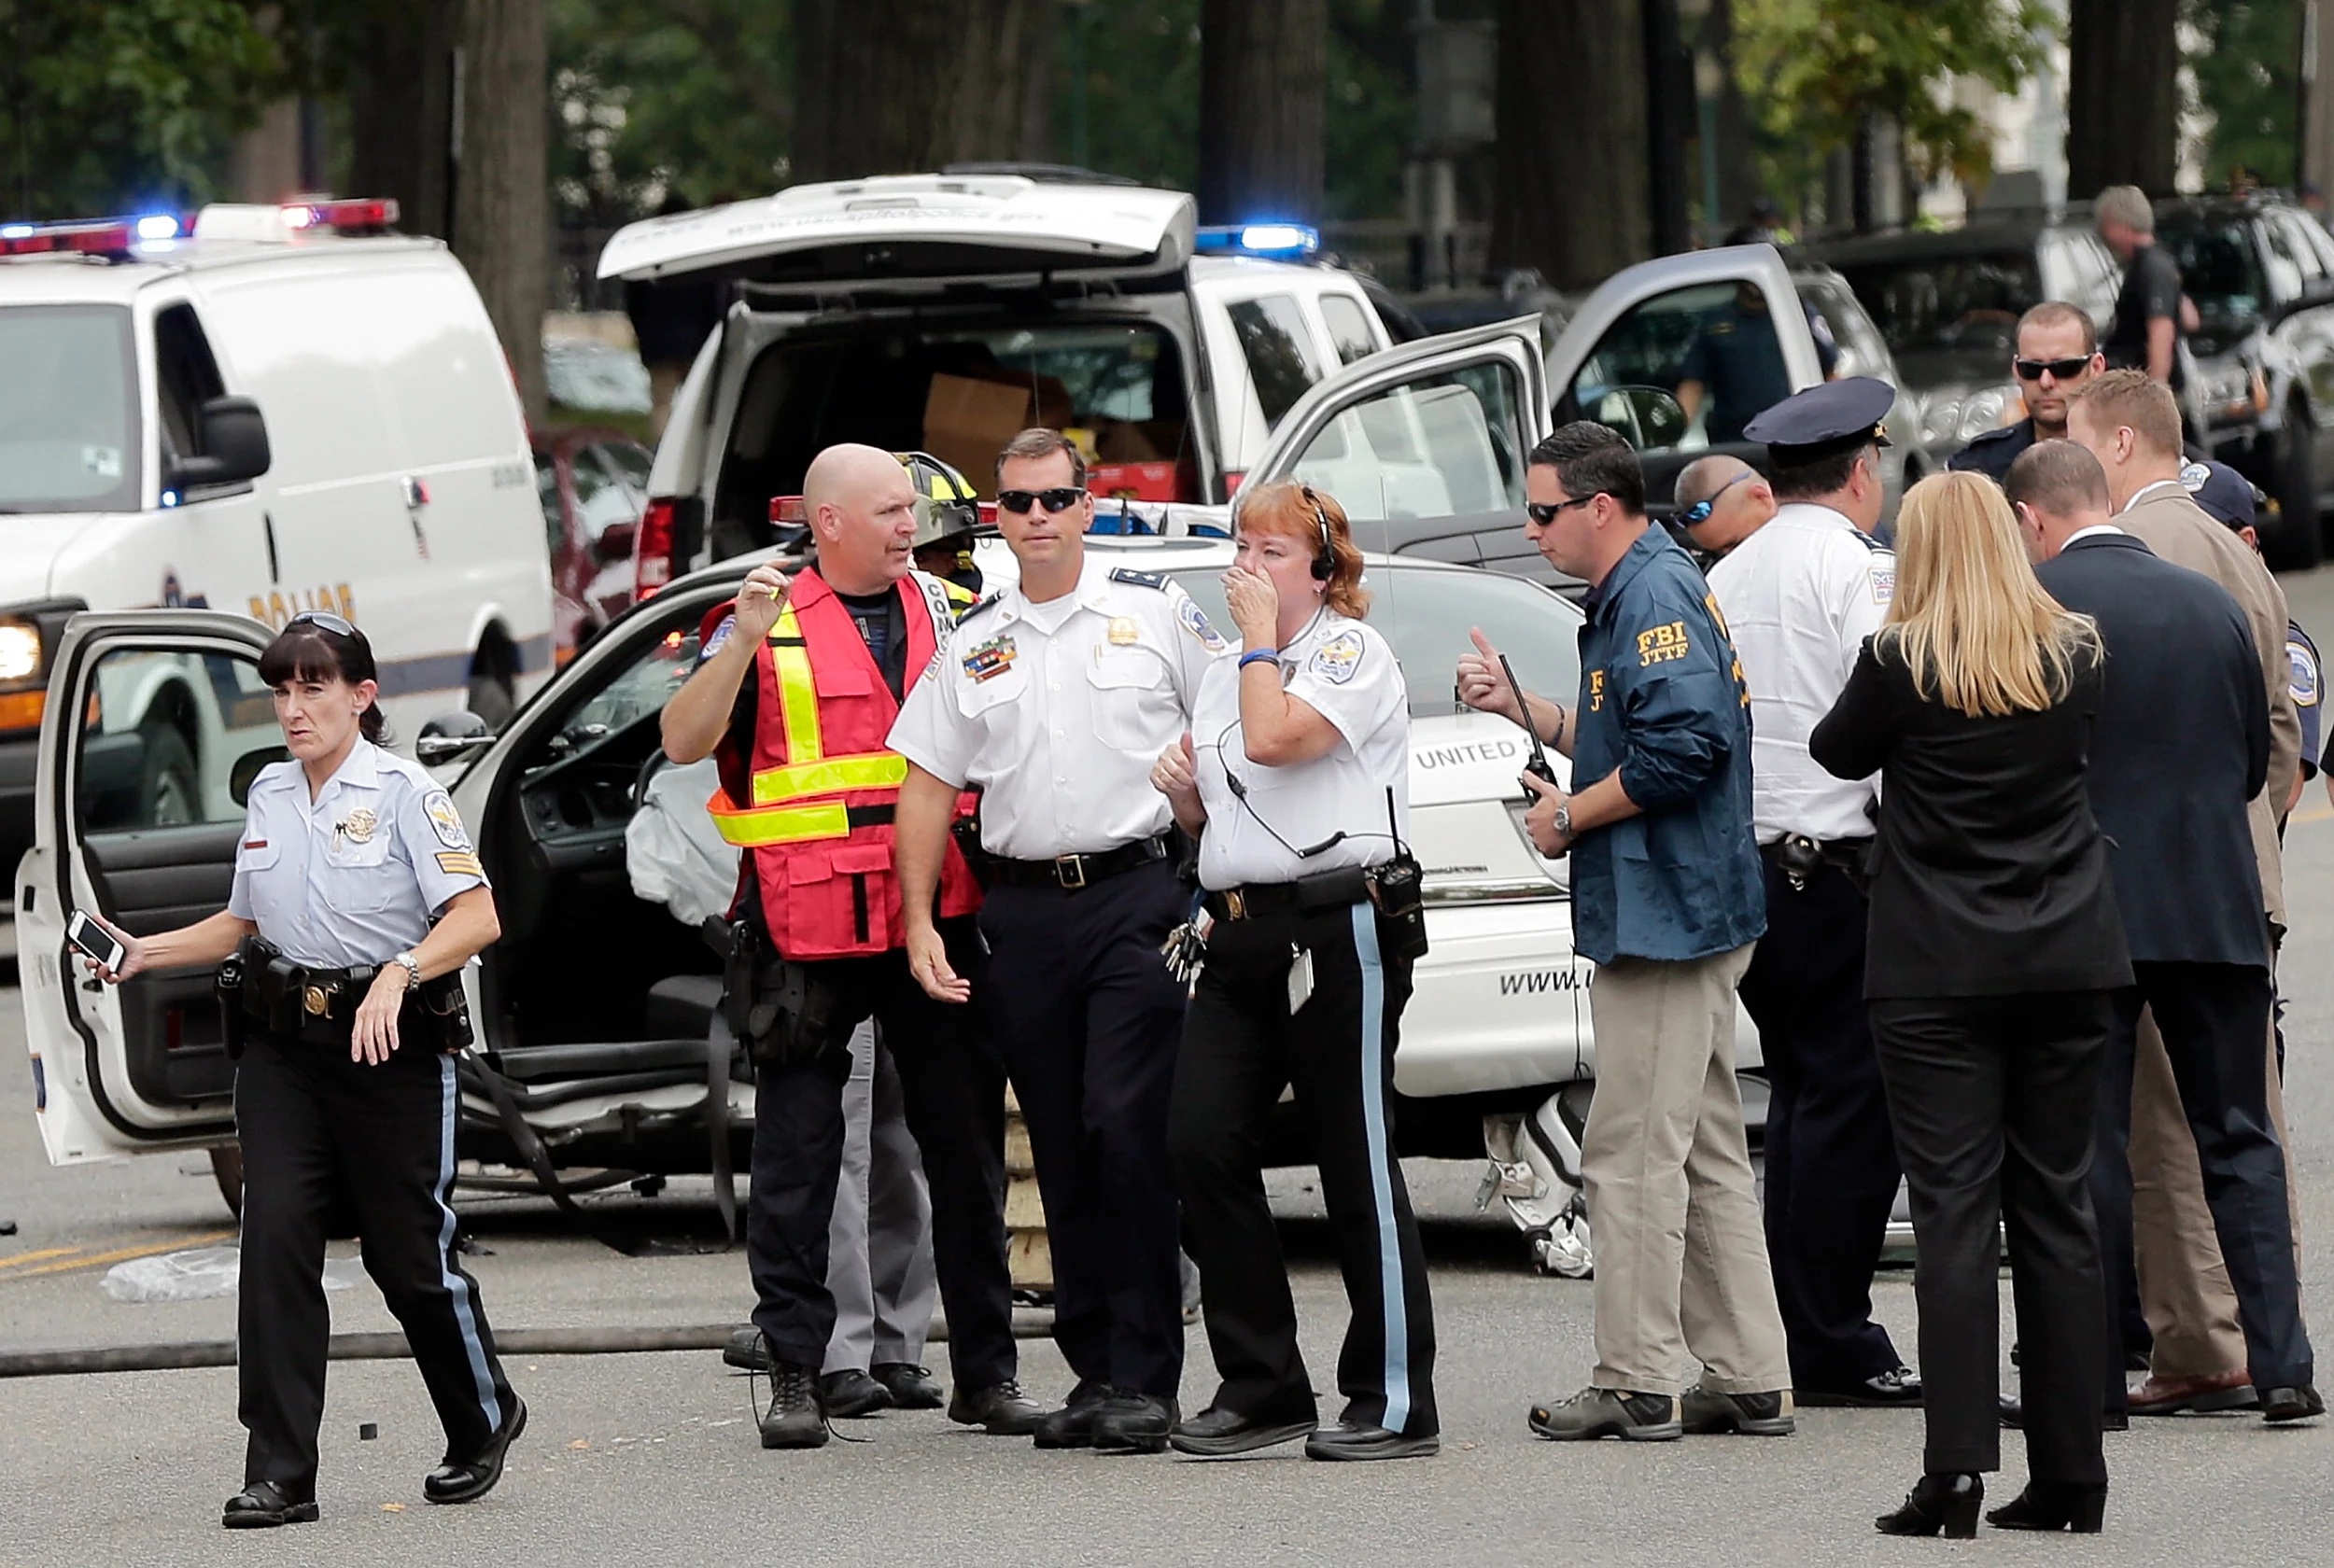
<box><xmin>436</xmin><ymin>1057</ymin><xmax>504</xmax><ymax>1433</ymax></box>
<box><xmin>1351</xmin><ymin>902</ymin><xmax>1411</xmax><ymax>1432</ymax></box>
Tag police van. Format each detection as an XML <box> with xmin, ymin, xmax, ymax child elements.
<box><xmin>0</xmin><ymin>199</ymin><xmax>555</xmax><ymax>871</ymax></box>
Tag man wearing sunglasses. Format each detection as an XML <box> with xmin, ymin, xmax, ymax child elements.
<box><xmin>1672</xmin><ymin>455</ymin><xmax>1778</xmax><ymax>558</ymax></box>
<box><xmin>1948</xmin><ymin>301</ymin><xmax>2106</xmax><ymax>484</ymax></box>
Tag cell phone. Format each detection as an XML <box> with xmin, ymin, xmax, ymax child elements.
<box><xmin>65</xmin><ymin>910</ymin><xmax>125</xmax><ymax>973</ymax></box>
<box><xmin>1500</xmin><ymin>652</ymin><xmax>1559</xmax><ymax>790</ymax></box>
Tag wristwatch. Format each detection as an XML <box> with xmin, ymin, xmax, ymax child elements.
<box><xmin>390</xmin><ymin>950</ymin><xmax>421</xmax><ymax>985</ymax></box>
<box><xmin>1552</xmin><ymin>804</ymin><xmax>1573</xmax><ymax>847</ymax></box>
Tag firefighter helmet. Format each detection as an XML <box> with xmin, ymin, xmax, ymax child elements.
<box><xmin>898</xmin><ymin>451</ymin><xmax>982</xmax><ymax>549</ymax></box>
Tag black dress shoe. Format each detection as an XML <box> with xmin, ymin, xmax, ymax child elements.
<box><xmin>1093</xmin><ymin>1391</ymin><xmax>1178</xmax><ymax>1454</ymax></box>
<box><xmin>1875</xmin><ymin>1472</ymin><xmax>1983</xmax><ymax>1538</ymax></box>
<box><xmin>1800</xmin><ymin>1365</ymin><xmax>1921</xmax><ymax>1407</ymax></box>
<box><xmin>871</xmin><ymin>1362</ymin><xmax>945</xmax><ymax>1410</ymax></box>
<box><xmin>1987</xmin><ymin>1479</ymin><xmax>2107</xmax><ymax>1533</ymax></box>
<box><xmin>222</xmin><ymin>1480</ymin><xmax>318</xmax><ymax>1530</ymax></box>
<box><xmin>820</xmin><ymin>1368</ymin><xmax>895</xmax><ymax>1418</ymax></box>
<box><xmin>1032</xmin><ymin>1380</ymin><xmax>1114</xmax><ymax>1449</ymax></box>
<box><xmin>2260</xmin><ymin>1385</ymin><xmax>2326</xmax><ymax>1423</ymax></box>
<box><xmin>1303</xmin><ymin>1421</ymin><xmax>1440</xmax><ymax>1462</ymax></box>
<box><xmin>948</xmin><ymin>1379</ymin><xmax>1047</xmax><ymax>1435</ymax></box>
<box><xmin>1999</xmin><ymin>1394</ymin><xmax>2128</xmax><ymax>1431</ymax></box>
<box><xmin>724</xmin><ymin>1325</ymin><xmax>769</xmax><ymax>1371</ymax></box>
<box><xmin>424</xmin><ymin>1395</ymin><xmax>529</xmax><ymax>1505</ymax></box>
<box><xmin>1170</xmin><ymin>1405</ymin><xmax>1317</xmax><ymax>1457</ymax></box>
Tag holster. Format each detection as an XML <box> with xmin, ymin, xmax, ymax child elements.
<box><xmin>950</xmin><ymin>799</ymin><xmax>995</xmax><ymax>889</ymax></box>
<box><xmin>706</xmin><ymin>916</ymin><xmax>846</xmax><ymax>1079</ymax></box>
<box><xmin>411</xmin><ymin>972</ymin><xmax>474</xmax><ymax>1052</ymax></box>
<box><xmin>216</xmin><ymin>952</ymin><xmax>248</xmax><ymax>1060</ymax></box>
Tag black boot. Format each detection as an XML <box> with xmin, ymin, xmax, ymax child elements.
<box><xmin>758</xmin><ymin>1358</ymin><xmax>829</xmax><ymax>1449</ymax></box>
<box><xmin>1876</xmin><ymin>1472</ymin><xmax>1984</xmax><ymax>1538</ymax></box>
<box><xmin>1987</xmin><ymin>1480</ymin><xmax>2107</xmax><ymax>1533</ymax></box>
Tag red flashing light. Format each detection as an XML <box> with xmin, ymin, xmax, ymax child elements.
<box><xmin>0</xmin><ymin>219</ymin><xmax>138</xmax><ymax>258</ymax></box>
<box><xmin>769</xmin><ymin>496</ymin><xmax>807</xmax><ymax>525</ymax></box>
<box><xmin>635</xmin><ymin>497</ymin><xmax>678</xmax><ymax>600</ymax></box>
<box><xmin>279</xmin><ymin>197</ymin><xmax>400</xmax><ymax>233</ymax></box>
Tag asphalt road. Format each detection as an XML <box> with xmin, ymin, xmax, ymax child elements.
<box><xmin>6</xmin><ymin>568</ymin><xmax>2334</xmax><ymax>1567</ymax></box>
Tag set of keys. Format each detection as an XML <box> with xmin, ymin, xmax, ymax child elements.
<box><xmin>1160</xmin><ymin>906</ymin><xmax>1211</xmax><ymax>986</ymax></box>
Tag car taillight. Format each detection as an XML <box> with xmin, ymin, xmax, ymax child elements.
<box><xmin>635</xmin><ymin>497</ymin><xmax>677</xmax><ymax>599</ymax></box>
<box><xmin>1223</xmin><ymin>469</ymin><xmax>1246</xmax><ymax>497</ymax></box>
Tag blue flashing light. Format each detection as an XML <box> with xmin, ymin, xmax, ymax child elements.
<box><xmin>0</xmin><ymin>223</ymin><xmax>29</xmax><ymax>240</ymax></box>
<box><xmin>1193</xmin><ymin>221</ymin><xmax>1321</xmax><ymax>260</ymax></box>
<box><xmin>135</xmin><ymin>214</ymin><xmax>179</xmax><ymax>241</ymax></box>
<box><xmin>161</xmin><ymin>490</ymin><xmax>180</xmax><ymax>509</ymax></box>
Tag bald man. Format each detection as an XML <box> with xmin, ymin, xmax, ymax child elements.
<box><xmin>663</xmin><ymin>442</ymin><xmax>1041</xmax><ymax>1450</ymax></box>
<box><xmin>1673</xmin><ymin>455</ymin><xmax>1779</xmax><ymax>557</ymax></box>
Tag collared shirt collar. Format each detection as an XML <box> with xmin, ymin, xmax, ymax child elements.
<box><xmin>2062</xmin><ymin>523</ymin><xmax>2127</xmax><ymax>547</ymax></box>
<box><xmin>1582</xmin><ymin>524</ymin><xmax>1665</xmax><ymax>621</ymax></box>
<box><xmin>2120</xmin><ymin>478</ymin><xmax>2187</xmax><ymax>514</ymax></box>
<box><xmin>270</xmin><ymin>737</ymin><xmax>378</xmax><ymax>808</ymax></box>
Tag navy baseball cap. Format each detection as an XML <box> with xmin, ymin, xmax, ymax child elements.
<box><xmin>2180</xmin><ymin>459</ymin><xmax>2261</xmax><ymax>529</ymax></box>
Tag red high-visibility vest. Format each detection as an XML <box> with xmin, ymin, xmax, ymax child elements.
<box><xmin>702</xmin><ymin>568</ymin><xmax>980</xmax><ymax>959</ymax></box>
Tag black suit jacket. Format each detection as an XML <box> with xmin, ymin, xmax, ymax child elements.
<box><xmin>2034</xmin><ymin>532</ymin><xmax>2271</xmax><ymax>967</ymax></box>
<box><xmin>1811</xmin><ymin>635</ymin><xmax>2130</xmax><ymax>999</ymax></box>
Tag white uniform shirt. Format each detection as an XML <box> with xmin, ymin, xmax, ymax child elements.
<box><xmin>888</xmin><ymin>554</ymin><xmax>1226</xmax><ymax>860</ymax></box>
<box><xmin>228</xmin><ymin>739</ymin><xmax>488</xmax><ymax>968</ymax></box>
<box><xmin>1705</xmin><ymin>501</ymin><xmax>1894</xmax><ymax>842</ymax></box>
<box><xmin>1191</xmin><ymin>609</ymin><xmax>1411</xmax><ymax>889</ymax></box>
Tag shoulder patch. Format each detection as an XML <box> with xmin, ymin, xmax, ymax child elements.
<box><xmin>2289</xmin><ymin>635</ymin><xmax>2321</xmax><ymax>708</ymax></box>
<box><xmin>1176</xmin><ymin>593</ymin><xmax>1229</xmax><ymax>652</ymax></box>
<box><xmin>1307</xmin><ymin>629</ymin><xmax>1365</xmax><ymax>685</ymax></box>
<box><xmin>701</xmin><ymin>613</ymin><xmax>737</xmax><ymax>660</ymax></box>
<box><xmin>435</xmin><ymin>850</ymin><xmax>485</xmax><ymax>879</ymax></box>
<box><xmin>422</xmin><ymin>790</ymin><xmax>471</xmax><ymax>851</ymax></box>
<box><xmin>955</xmin><ymin>593</ymin><xmax>1003</xmax><ymax>627</ymax></box>
<box><xmin>1108</xmin><ymin>567</ymin><xmax>1168</xmax><ymax>590</ymax></box>
<box><xmin>1869</xmin><ymin>562</ymin><xmax>1895</xmax><ymax>605</ymax></box>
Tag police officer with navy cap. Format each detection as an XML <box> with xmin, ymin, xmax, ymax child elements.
<box><xmin>1711</xmin><ymin>376</ymin><xmax>1921</xmax><ymax>1407</ymax></box>
<box><xmin>2185</xmin><ymin>458</ymin><xmax>2327</xmax><ymax>807</ymax></box>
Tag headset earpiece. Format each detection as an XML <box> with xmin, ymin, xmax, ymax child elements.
<box><xmin>1306</xmin><ymin>487</ymin><xmax>1334</xmax><ymax>581</ymax></box>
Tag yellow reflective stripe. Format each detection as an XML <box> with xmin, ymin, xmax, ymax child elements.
<box><xmin>751</xmin><ymin>750</ymin><xmax>908</xmax><ymax>805</ymax></box>
<box><xmin>707</xmin><ymin>792</ymin><xmax>853</xmax><ymax>847</ymax></box>
<box><xmin>770</xmin><ymin>604</ymin><xmax>823</xmax><ymax>765</ymax></box>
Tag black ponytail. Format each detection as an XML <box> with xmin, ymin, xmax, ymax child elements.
<box><xmin>258</xmin><ymin>616</ymin><xmax>393</xmax><ymax>746</ymax></box>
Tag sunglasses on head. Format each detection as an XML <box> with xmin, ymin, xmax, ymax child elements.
<box><xmin>2014</xmin><ymin>356</ymin><xmax>2093</xmax><ymax>381</ymax></box>
<box><xmin>1526</xmin><ymin>494</ymin><xmax>1601</xmax><ymax>525</ymax></box>
<box><xmin>996</xmin><ymin>486</ymin><xmax>1087</xmax><ymax>515</ymax></box>
<box><xmin>288</xmin><ymin>610</ymin><xmax>356</xmax><ymax>637</ymax></box>
<box><xmin>1678</xmin><ymin>470</ymin><xmax>1752</xmax><ymax>526</ymax></box>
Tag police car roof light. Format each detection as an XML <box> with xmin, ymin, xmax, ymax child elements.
<box><xmin>1193</xmin><ymin>222</ymin><xmax>1320</xmax><ymax>259</ymax></box>
<box><xmin>770</xmin><ymin>494</ymin><xmax>1002</xmax><ymax>529</ymax></box>
<box><xmin>278</xmin><ymin>197</ymin><xmax>400</xmax><ymax>234</ymax></box>
<box><xmin>0</xmin><ymin>217</ymin><xmax>145</xmax><ymax>259</ymax></box>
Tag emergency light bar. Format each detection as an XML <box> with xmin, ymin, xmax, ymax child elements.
<box><xmin>770</xmin><ymin>495</ymin><xmax>1000</xmax><ymax>527</ymax></box>
<box><xmin>1193</xmin><ymin>222</ymin><xmax>1321</xmax><ymax>259</ymax></box>
<box><xmin>1</xmin><ymin>197</ymin><xmax>400</xmax><ymax>259</ymax></box>
<box><xmin>275</xmin><ymin>197</ymin><xmax>399</xmax><ymax>232</ymax></box>
<box><xmin>0</xmin><ymin>214</ymin><xmax>184</xmax><ymax>258</ymax></box>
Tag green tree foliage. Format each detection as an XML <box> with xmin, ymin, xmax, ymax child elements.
<box><xmin>2186</xmin><ymin>0</ymin><xmax>2300</xmax><ymax>189</ymax></box>
<box><xmin>0</xmin><ymin>0</ymin><xmax>282</xmax><ymax>219</ymax></box>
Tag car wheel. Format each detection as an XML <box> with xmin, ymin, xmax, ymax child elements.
<box><xmin>210</xmin><ymin>1144</ymin><xmax>244</xmax><ymax>1220</ymax></box>
<box><xmin>468</xmin><ymin>651</ymin><xmax>517</xmax><ymax>730</ymax></box>
<box><xmin>136</xmin><ymin>723</ymin><xmax>199</xmax><ymax>827</ymax></box>
<box><xmin>2273</xmin><ymin>411</ymin><xmax>2325</xmax><ymax>570</ymax></box>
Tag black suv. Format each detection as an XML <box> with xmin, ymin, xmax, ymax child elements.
<box><xmin>2155</xmin><ymin>191</ymin><xmax>2334</xmax><ymax>567</ymax></box>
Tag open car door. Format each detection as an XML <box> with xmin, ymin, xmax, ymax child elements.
<box><xmin>1244</xmin><ymin>315</ymin><xmax>1556</xmax><ymax>583</ymax></box>
<box><xmin>18</xmin><ymin>611</ymin><xmax>277</xmax><ymax>1164</ymax></box>
<box><xmin>1545</xmin><ymin>244</ymin><xmax>1826</xmax><ymax>522</ymax></box>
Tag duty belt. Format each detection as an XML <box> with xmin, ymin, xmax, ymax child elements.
<box><xmin>990</xmin><ymin>833</ymin><xmax>1171</xmax><ymax>891</ymax></box>
<box><xmin>1760</xmin><ymin>833</ymin><xmax>1874</xmax><ymax>891</ymax></box>
<box><xmin>1204</xmin><ymin>865</ymin><xmax>1371</xmax><ymax>922</ymax></box>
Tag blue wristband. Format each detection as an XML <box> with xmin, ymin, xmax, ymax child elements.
<box><xmin>1238</xmin><ymin>649</ymin><xmax>1280</xmax><ymax>670</ymax></box>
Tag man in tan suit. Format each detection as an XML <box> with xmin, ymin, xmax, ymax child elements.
<box><xmin>2069</xmin><ymin>370</ymin><xmax>2310</xmax><ymax>1419</ymax></box>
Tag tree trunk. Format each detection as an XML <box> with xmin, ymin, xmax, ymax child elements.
<box><xmin>1702</xmin><ymin>0</ymin><xmax>1759</xmax><ymax>236</ymax></box>
<box><xmin>346</xmin><ymin>0</ymin><xmax>460</xmax><ymax>237</ymax></box>
<box><xmin>1489</xmin><ymin>0</ymin><xmax>1650</xmax><ymax>290</ymax></box>
<box><xmin>2068</xmin><ymin>0</ymin><xmax>2178</xmax><ymax>197</ymax></box>
<box><xmin>2303</xmin><ymin>1</ymin><xmax>2334</xmax><ymax>199</ymax></box>
<box><xmin>1197</xmin><ymin>0</ymin><xmax>1328</xmax><ymax>226</ymax></box>
<box><xmin>792</xmin><ymin>0</ymin><xmax>1046</xmax><ymax>185</ymax></box>
<box><xmin>1641</xmin><ymin>0</ymin><xmax>1693</xmax><ymax>256</ymax></box>
<box><xmin>453</xmin><ymin>0</ymin><xmax>548</xmax><ymax>427</ymax></box>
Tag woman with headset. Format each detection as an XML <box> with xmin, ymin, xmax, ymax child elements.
<box><xmin>1150</xmin><ymin>482</ymin><xmax>1437</xmax><ymax>1463</ymax></box>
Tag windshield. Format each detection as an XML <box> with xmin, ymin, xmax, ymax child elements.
<box><xmin>2157</xmin><ymin>215</ymin><xmax>2267</xmax><ymax>332</ymax></box>
<box><xmin>0</xmin><ymin>304</ymin><xmax>139</xmax><ymax>513</ymax></box>
<box><xmin>1834</xmin><ymin>252</ymin><xmax>2041</xmax><ymax>357</ymax></box>
<box><xmin>1169</xmin><ymin>561</ymin><xmax>1582</xmax><ymax>718</ymax></box>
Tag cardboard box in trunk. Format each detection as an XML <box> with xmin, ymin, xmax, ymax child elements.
<box><xmin>922</xmin><ymin>374</ymin><xmax>1033</xmax><ymax>497</ymax></box>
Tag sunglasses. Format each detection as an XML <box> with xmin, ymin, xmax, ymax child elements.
<box><xmin>996</xmin><ymin>487</ymin><xmax>1087</xmax><ymax>515</ymax></box>
<box><xmin>288</xmin><ymin>610</ymin><xmax>357</xmax><ymax>637</ymax></box>
<box><xmin>1526</xmin><ymin>494</ymin><xmax>1601</xmax><ymax>525</ymax></box>
<box><xmin>2014</xmin><ymin>356</ymin><xmax>2094</xmax><ymax>381</ymax></box>
<box><xmin>1678</xmin><ymin>470</ymin><xmax>1752</xmax><ymax>526</ymax></box>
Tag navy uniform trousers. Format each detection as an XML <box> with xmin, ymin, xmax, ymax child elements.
<box><xmin>977</xmin><ymin>857</ymin><xmax>1189</xmax><ymax>1400</ymax></box>
<box><xmin>747</xmin><ymin>917</ymin><xmax>1018</xmax><ymax>1392</ymax></box>
<box><xmin>235</xmin><ymin>1029</ymin><xmax>513</xmax><ymax>1490</ymax></box>
<box><xmin>1735</xmin><ymin>855</ymin><xmax>1907</xmax><ymax>1392</ymax></box>
<box><xmin>1169</xmin><ymin>895</ymin><xmax>1437</xmax><ymax>1435</ymax></box>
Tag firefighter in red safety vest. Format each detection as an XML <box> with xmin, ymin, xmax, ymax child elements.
<box><xmin>659</xmin><ymin>443</ymin><xmax>1042</xmax><ymax>1449</ymax></box>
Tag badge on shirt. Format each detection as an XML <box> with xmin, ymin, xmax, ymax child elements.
<box><xmin>1870</xmin><ymin>565</ymin><xmax>1895</xmax><ymax>606</ymax></box>
<box><xmin>424</xmin><ymin>791</ymin><xmax>471</xmax><ymax>850</ymax></box>
<box><xmin>1107</xmin><ymin>616</ymin><xmax>1140</xmax><ymax>646</ymax></box>
<box><xmin>339</xmin><ymin>806</ymin><xmax>378</xmax><ymax>845</ymax></box>
<box><xmin>963</xmin><ymin>635</ymin><xmax>1018</xmax><ymax>682</ymax></box>
<box><xmin>1307</xmin><ymin>629</ymin><xmax>1365</xmax><ymax>685</ymax></box>
<box><xmin>1178</xmin><ymin>595</ymin><xmax>1229</xmax><ymax>652</ymax></box>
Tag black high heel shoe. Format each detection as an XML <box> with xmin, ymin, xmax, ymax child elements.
<box><xmin>1876</xmin><ymin>1472</ymin><xmax>1984</xmax><ymax>1538</ymax></box>
<box><xmin>1987</xmin><ymin>1479</ymin><xmax>2107</xmax><ymax>1533</ymax></box>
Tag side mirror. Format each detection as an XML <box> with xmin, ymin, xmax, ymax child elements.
<box><xmin>170</xmin><ymin>396</ymin><xmax>272</xmax><ymax>492</ymax></box>
<box><xmin>230</xmin><ymin>745</ymin><xmax>288</xmax><ymax>806</ymax></box>
<box><xmin>594</xmin><ymin>519</ymin><xmax>639</xmax><ymax>566</ymax></box>
<box><xmin>1592</xmin><ymin>386</ymin><xmax>1689</xmax><ymax>451</ymax></box>
<box><xmin>416</xmin><ymin>710</ymin><xmax>497</xmax><ymax>766</ymax></box>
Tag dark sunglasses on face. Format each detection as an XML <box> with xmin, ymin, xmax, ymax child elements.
<box><xmin>1678</xmin><ymin>470</ymin><xmax>1752</xmax><ymax>526</ymax></box>
<box><xmin>996</xmin><ymin>486</ymin><xmax>1087</xmax><ymax>515</ymax></box>
<box><xmin>1526</xmin><ymin>494</ymin><xmax>1601</xmax><ymax>525</ymax></box>
<box><xmin>2014</xmin><ymin>356</ymin><xmax>2093</xmax><ymax>382</ymax></box>
<box><xmin>288</xmin><ymin>610</ymin><xmax>357</xmax><ymax>637</ymax></box>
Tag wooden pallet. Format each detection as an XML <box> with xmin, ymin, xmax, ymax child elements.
<box><xmin>1003</xmin><ymin>1085</ymin><xmax>1051</xmax><ymax>1291</ymax></box>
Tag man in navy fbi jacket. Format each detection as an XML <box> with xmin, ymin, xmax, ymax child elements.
<box><xmin>1457</xmin><ymin>423</ymin><xmax>1788</xmax><ymax>1443</ymax></box>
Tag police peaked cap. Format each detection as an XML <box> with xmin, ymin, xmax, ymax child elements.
<box><xmin>1743</xmin><ymin>376</ymin><xmax>1895</xmax><ymax>467</ymax></box>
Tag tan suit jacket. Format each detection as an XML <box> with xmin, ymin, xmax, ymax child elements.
<box><xmin>2116</xmin><ymin>485</ymin><xmax>2298</xmax><ymax>928</ymax></box>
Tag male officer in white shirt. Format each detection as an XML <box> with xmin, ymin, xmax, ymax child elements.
<box><xmin>890</xmin><ymin>427</ymin><xmax>1226</xmax><ymax>1455</ymax></box>
<box><xmin>1714</xmin><ymin>378</ymin><xmax>1919</xmax><ymax>1407</ymax></box>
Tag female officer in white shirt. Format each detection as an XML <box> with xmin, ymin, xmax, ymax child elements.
<box><xmin>85</xmin><ymin>613</ymin><xmax>522</xmax><ymax>1529</ymax></box>
<box><xmin>1150</xmin><ymin>482</ymin><xmax>1438</xmax><ymax>1463</ymax></box>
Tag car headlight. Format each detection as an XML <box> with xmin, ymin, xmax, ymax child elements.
<box><xmin>0</xmin><ymin>622</ymin><xmax>40</xmax><ymax>682</ymax></box>
<box><xmin>1919</xmin><ymin>396</ymin><xmax>1962</xmax><ymax>449</ymax></box>
<box><xmin>1957</xmin><ymin>386</ymin><xmax>2013</xmax><ymax>442</ymax></box>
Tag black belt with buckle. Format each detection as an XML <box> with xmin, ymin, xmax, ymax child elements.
<box><xmin>1760</xmin><ymin>833</ymin><xmax>1874</xmax><ymax>889</ymax></box>
<box><xmin>991</xmin><ymin>833</ymin><xmax>1171</xmax><ymax>891</ymax></box>
<box><xmin>1204</xmin><ymin>865</ymin><xmax>1371</xmax><ymax>923</ymax></box>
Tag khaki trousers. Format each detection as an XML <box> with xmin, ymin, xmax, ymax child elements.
<box><xmin>1583</xmin><ymin>943</ymin><xmax>1790</xmax><ymax>1397</ymax></box>
<box><xmin>2130</xmin><ymin>1009</ymin><xmax>2305</xmax><ymax>1375</ymax></box>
